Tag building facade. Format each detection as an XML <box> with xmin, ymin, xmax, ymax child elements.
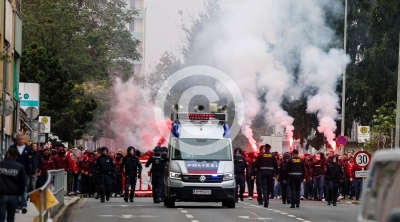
<box><xmin>126</xmin><ymin>0</ymin><xmax>146</xmax><ymax>76</ymax></box>
<box><xmin>0</xmin><ymin>0</ymin><xmax>25</xmax><ymax>160</ymax></box>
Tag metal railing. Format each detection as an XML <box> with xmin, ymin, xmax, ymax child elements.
<box><xmin>37</xmin><ymin>169</ymin><xmax>65</xmax><ymax>221</ymax></box>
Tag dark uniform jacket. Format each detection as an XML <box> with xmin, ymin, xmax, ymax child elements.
<box><xmin>145</xmin><ymin>154</ymin><xmax>164</xmax><ymax>174</ymax></box>
<box><xmin>253</xmin><ymin>151</ymin><xmax>279</xmax><ymax>176</ymax></box>
<box><xmin>285</xmin><ymin>156</ymin><xmax>307</xmax><ymax>180</ymax></box>
<box><xmin>234</xmin><ymin>154</ymin><xmax>248</xmax><ymax>176</ymax></box>
<box><xmin>122</xmin><ymin>154</ymin><xmax>142</xmax><ymax>174</ymax></box>
<box><xmin>93</xmin><ymin>155</ymin><xmax>116</xmax><ymax>175</ymax></box>
<box><xmin>0</xmin><ymin>159</ymin><xmax>27</xmax><ymax>196</ymax></box>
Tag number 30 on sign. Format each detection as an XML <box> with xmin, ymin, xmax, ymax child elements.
<box><xmin>354</xmin><ymin>151</ymin><xmax>371</xmax><ymax>168</ymax></box>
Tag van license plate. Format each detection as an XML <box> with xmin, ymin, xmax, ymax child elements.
<box><xmin>193</xmin><ymin>190</ymin><xmax>211</xmax><ymax>195</ymax></box>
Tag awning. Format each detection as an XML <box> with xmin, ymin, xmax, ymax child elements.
<box><xmin>21</xmin><ymin>120</ymin><xmax>33</xmax><ymax>132</ymax></box>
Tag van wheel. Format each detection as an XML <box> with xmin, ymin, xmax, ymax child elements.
<box><xmin>226</xmin><ymin>200</ymin><xmax>235</xmax><ymax>208</ymax></box>
<box><xmin>166</xmin><ymin>198</ymin><xmax>175</xmax><ymax>208</ymax></box>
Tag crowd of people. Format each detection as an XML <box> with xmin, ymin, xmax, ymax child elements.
<box><xmin>234</xmin><ymin>144</ymin><xmax>365</xmax><ymax>208</ymax></box>
<box><xmin>0</xmin><ymin>132</ymin><xmax>365</xmax><ymax>221</ymax></box>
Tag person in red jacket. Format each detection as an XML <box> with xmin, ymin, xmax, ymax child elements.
<box><xmin>114</xmin><ymin>152</ymin><xmax>124</xmax><ymax>197</ymax></box>
<box><xmin>53</xmin><ymin>147</ymin><xmax>70</xmax><ymax>170</ymax></box>
<box><xmin>310</xmin><ymin>153</ymin><xmax>326</xmax><ymax>201</ymax></box>
<box><xmin>246</xmin><ymin>152</ymin><xmax>255</xmax><ymax>200</ymax></box>
<box><xmin>350</xmin><ymin>157</ymin><xmax>364</xmax><ymax>201</ymax></box>
<box><xmin>37</xmin><ymin>149</ymin><xmax>55</xmax><ymax>188</ymax></box>
<box><xmin>79</xmin><ymin>155</ymin><xmax>93</xmax><ymax>197</ymax></box>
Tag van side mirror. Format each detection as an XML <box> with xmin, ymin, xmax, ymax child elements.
<box><xmin>387</xmin><ymin>208</ymin><xmax>400</xmax><ymax>222</ymax></box>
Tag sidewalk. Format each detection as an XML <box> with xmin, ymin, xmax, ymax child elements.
<box><xmin>15</xmin><ymin>196</ymin><xmax>72</xmax><ymax>222</ymax></box>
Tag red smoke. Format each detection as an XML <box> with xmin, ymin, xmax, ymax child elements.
<box><xmin>110</xmin><ymin>78</ymin><xmax>173</xmax><ymax>151</ymax></box>
<box><xmin>157</xmin><ymin>137</ymin><xmax>166</xmax><ymax>146</ymax></box>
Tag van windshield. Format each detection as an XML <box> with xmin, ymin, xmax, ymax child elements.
<box><xmin>171</xmin><ymin>138</ymin><xmax>232</xmax><ymax>161</ymax></box>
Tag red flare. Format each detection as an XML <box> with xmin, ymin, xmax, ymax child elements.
<box><xmin>157</xmin><ymin>137</ymin><xmax>166</xmax><ymax>146</ymax></box>
<box><xmin>251</xmin><ymin>144</ymin><xmax>257</xmax><ymax>151</ymax></box>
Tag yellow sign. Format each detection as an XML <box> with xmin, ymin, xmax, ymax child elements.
<box><xmin>28</xmin><ymin>188</ymin><xmax>59</xmax><ymax>211</ymax></box>
<box><xmin>40</xmin><ymin>117</ymin><xmax>48</xmax><ymax>124</ymax></box>
<box><xmin>293</xmin><ymin>159</ymin><xmax>301</xmax><ymax>163</ymax></box>
<box><xmin>33</xmin><ymin>215</ymin><xmax>44</xmax><ymax>222</ymax></box>
<box><xmin>263</xmin><ymin>154</ymin><xmax>272</xmax><ymax>158</ymax></box>
<box><xmin>360</xmin><ymin>126</ymin><xmax>368</xmax><ymax>134</ymax></box>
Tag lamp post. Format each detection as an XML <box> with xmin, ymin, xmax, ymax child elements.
<box><xmin>340</xmin><ymin>0</ymin><xmax>348</xmax><ymax>155</ymax></box>
<box><xmin>395</xmin><ymin>32</ymin><xmax>400</xmax><ymax>149</ymax></box>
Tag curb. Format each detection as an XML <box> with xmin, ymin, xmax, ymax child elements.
<box><xmin>52</xmin><ymin>197</ymin><xmax>80</xmax><ymax>222</ymax></box>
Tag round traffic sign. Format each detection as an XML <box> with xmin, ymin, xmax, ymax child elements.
<box><xmin>41</xmin><ymin>117</ymin><xmax>48</xmax><ymax>124</ymax></box>
<box><xmin>337</xmin><ymin>136</ymin><xmax>348</xmax><ymax>145</ymax></box>
<box><xmin>354</xmin><ymin>151</ymin><xmax>371</xmax><ymax>169</ymax></box>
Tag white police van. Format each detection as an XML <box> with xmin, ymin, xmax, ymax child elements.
<box><xmin>164</xmin><ymin>103</ymin><xmax>236</xmax><ymax>208</ymax></box>
<box><xmin>358</xmin><ymin>149</ymin><xmax>400</xmax><ymax>222</ymax></box>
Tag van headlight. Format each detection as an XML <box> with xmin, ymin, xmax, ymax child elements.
<box><xmin>169</xmin><ymin>171</ymin><xmax>182</xmax><ymax>180</ymax></box>
<box><xmin>223</xmin><ymin>172</ymin><xmax>234</xmax><ymax>181</ymax></box>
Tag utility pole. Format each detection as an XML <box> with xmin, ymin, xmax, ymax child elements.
<box><xmin>340</xmin><ymin>0</ymin><xmax>348</xmax><ymax>155</ymax></box>
<box><xmin>395</xmin><ymin>32</ymin><xmax>400</xmax><ymax>149</ymax></box>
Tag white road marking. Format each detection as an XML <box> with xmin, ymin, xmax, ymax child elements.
<box><xmin>181</xmin><ymin>210</ymin><xmax>188</xmax><ymax>213</ymax></box>
<box><xmin>177</xmin><ymin>208</ymin><xmax>183</xmax><ymax>210</ymax></box>
<box><xmin>240</xmin><ymin>202</ymin><xmax>310</xmax><ymax>221</ymax></box>
<box><xmin>192</xmin><ymin>221</ymin><xmax>199</xmax><ymax>222</ymax></box>
<box><xmin>98</xmin><ymin>215</ymin><xmax>157</xmax><ymax>218</ymax></box>
<box><xmin>186</xmin><ymin>215</ymin><xmax>194</xmax><ymax>218</ymax></box>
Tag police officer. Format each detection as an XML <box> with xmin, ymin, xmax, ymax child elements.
<box><xmin>253</xmin><ymin>144</ymin><xmax>278</xmax><ymax>208</ymax></box>
<box><xmin>234</xmin><ymin>147</ymin><xmax>248</xmax><ymax>202</ymax></box>
<box><xmin>160</xmin><ymin>147</ymin><xmax>168</xmax><ymax>201</ymax></box>
<box><xmin>325</xmin><ymin>154</ymin><xmax>344</xmax><ymax>206</ymax></box>
<box><xmin>92</xmin><ymin>147</ymin><xmax>116</xmax><ymax>203</ymax></box>
<box><xmin>145</xmin><ymin>146</ymin><xmax>166</xmax><ymax>203</ymax></box>
<box><xmin>0</xmin><ymin>148</ymin><xmax>27</xmax><ymax>221</ymax></box>
<box><xmin>285</xmin><ymin>149</ymin><xmax>306</xmax><ymax>208</ymax></box>
<box><xmin>251</xmin><ymin>145</ymin><xmax>265</xmax><ymax>205</ymax></box>
<box><xmin>120</xmin><ymin>146</ymin><xmax>142</xmax><ymax>202</ymax></box>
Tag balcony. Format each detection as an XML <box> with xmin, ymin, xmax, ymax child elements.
<box><xmin>131</xmin><ymin>31</ymin><xmax>143</xmax><ymax>41</ymax></box>
<box><xmin>133</xmin><ymin>8</ymin><xmax>144</xmax><ymax>18</ymax></box>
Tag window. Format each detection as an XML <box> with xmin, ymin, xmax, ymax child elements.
<box><xmin>171</xmin><ymin>138</ymin><xmax>232</xmax><ymax>161</ymax></box>
<box><xmin>129</xmin><ymin>22</ymin><xmax>134</xmax><ymax>31</ymax></box>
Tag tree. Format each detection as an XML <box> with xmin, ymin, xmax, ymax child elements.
<box><xmin>342</xmin><ymin>0</ymin><xmax>400</xmax><ymax>136</ymax></box>
<box><xmin>22</xmin><ymin>0</ymin><xmax>143</xmax><ymax>141</ymax></box>
<box><xmin>22</xmin><ymin>0</ymin><xmax>142</xmax><ymax>82</ymax></box>
<box><xmin>20</xmin><ymin>44</ymin><xmax>97</xmax><ymax>143</ymax></box>
<box><xmin>362</xmin><ymin>102</ymin><xmax>396</xmax><ymax>152</ymax></box>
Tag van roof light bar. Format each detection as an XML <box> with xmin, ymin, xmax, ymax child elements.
<box><xmin>171</xmin><ymin>112</ymin><xmax>228</xmax><ymax>122</ymax></box>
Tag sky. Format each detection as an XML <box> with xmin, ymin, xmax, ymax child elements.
<box><xmin>144</xmin><ymin>0</ymin><xmax>243</xmax><ymax>69</ymax></box>
<box><xmin>145</xmin><ymin>0</ymin><xmax>205</xmax><ymax>69</ymax></box>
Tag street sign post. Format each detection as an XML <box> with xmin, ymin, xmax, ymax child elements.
<box><xmin>355</xmin><ymin>170</ymin><xmax>369</xmax><ymax>178</ymax></box>
<box><xmin>354</xmin><ymin>151</ymin><xmax>371</xmax><ymax>183</ymax></box>
<box><xmin>337</xmin><ymin>135</ymin><xmax>348</xmax><ymax>146</ymax></box>
<box><xmin>354</xmin><ymin>151</ymin><xmax>371</xmax><ymax>169</ymax></box>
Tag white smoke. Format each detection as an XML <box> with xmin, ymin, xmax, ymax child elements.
<box><xmin>299</xmin><ymin>47</ymin><xmax>350</xmax><ymax>145</ymax></box>
<box><xmin>211</xmin><ymin>0</ymin><xmax>347</xmax><ymax>144</ymax></box>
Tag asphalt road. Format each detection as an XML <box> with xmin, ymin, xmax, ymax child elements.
<box><xmin>63</xmin><ymin>197</ymin><xmax>358</xmax><ymax>222</ymax></box>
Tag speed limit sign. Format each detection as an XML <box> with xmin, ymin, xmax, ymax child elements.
<box><xmin>354</xmin><ymin>151</ymin><xmax>371</xmax><ymax>168</ymax></box>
